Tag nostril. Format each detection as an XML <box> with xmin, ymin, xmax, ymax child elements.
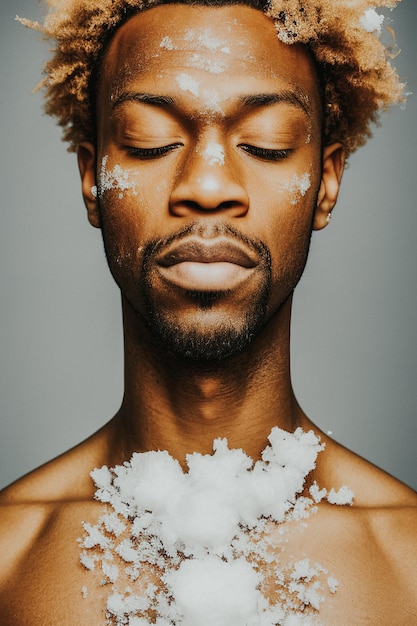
<box><xmin>220</xmin><ymin>200</ymin><xmax>240</xmax><ymax>210</ymax></box>
<box><xmin>171</xmin><ymin>198</ymin><xmax>248</xmax><ymax>218</ymax></box>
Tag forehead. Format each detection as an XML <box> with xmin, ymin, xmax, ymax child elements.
<box><xmin>100</xmin><ymin>4</ymin><xmax>321</xmax><ymax>110</ymax></box>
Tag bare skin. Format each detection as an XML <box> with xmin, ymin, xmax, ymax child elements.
<box><xmin>1</xmin><ymin>5</ymin><xmax>416</xmax><ymax>625</ymax></box>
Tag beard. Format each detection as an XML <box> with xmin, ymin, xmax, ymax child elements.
<box><xmin>142</xmin><ymin>291</ymin><xmax>270</xmax><ymax>363</ymax></box>
<box><xmin>139</xmin><ymin>223</ymin><xmax>272</xmax><ymax>363</ymax></box>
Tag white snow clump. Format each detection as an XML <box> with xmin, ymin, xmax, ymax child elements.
<box><xmin>360</xmin><ymin>8</ymin><xmax>384</xmax><ymax>33</ymax></box>
<box><xmin>80</xmin><ymin>426</ymin><xmax>353</xmax><ymax>625</ymax></box>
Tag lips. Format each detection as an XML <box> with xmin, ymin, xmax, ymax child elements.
<box><xmin>156</xmin><ymin>237</ymin><xmax>259</xmax><ymax>292</ymax></box>
<box><xmin>157</xmin><ymin>239</ymin><xmax>258</xmax><ymax>268</ymax></box>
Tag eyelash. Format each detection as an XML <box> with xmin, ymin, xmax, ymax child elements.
<box><xmin>127</xmin><ymin>144</ymin><xmax>182</xmax><ymax>159</ymax></box>
<box><xmin>239</xmin><ymin>145</ymin><xmax>291</xmax><ymax>161</ymax></box>
<box><xmin>126</xmin><ymin>143</ymin><xmax>291</xmax><ymax>162</ymax></box>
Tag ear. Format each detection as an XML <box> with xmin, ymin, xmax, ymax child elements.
<box><xmin>313</xmin><ymin>143</ymin><xmax>345</xmax><ymax>231</ymax></box>
<box><xmin>77</xmin><ymin>142</ymin><xmax>101</xmax><ymax>228</ymax></box>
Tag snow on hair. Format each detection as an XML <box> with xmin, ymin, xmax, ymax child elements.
<box><xmin>18</xmin><ymin>0</ymin><xmax>405</xmax><ymax>156</ymax></box>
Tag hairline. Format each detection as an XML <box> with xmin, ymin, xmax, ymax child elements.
<box><xmin>90</xmin><ymin>1</ymin><xmax>325</xmax><ymax>152</ymax></box>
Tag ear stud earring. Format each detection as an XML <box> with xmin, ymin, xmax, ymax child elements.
<box><xmin>326</xmin><ymin>211</ymin><xmax>333</xmax><ymax>224</ymax></box>
<box><xmin>91</xmin><ymin>185</ymin><xmax>98</xmax><ymax>198</ymax></box>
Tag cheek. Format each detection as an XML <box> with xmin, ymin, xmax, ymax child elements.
<box><xmin>97</xmin><ymin>192</ymin><xmax>162</xmax><ymax>284</ymax></box>
<box><xmin>99</xmin><ymin>198</ymin><xmax>142</xmax><ymax>282</ymax></box>
<box><xmin>278</xmin><ymin>171</ymin><xmax>313</xmax><ymax>207</ymax></box>
<box><xmin>246</xmin><ymin>168</ymin><xmax>318</xmax><ymax>289</ymax></box>
<box><xmin>97</xmin><ymin>155</ymin><xmax>172</xmax><ymax>248</ymax></box>
<box><xmin>248</xmin><ymin>166</ymin><xmax>318</xmax><ymax>234</ymax></box>
<box><xmin>98</xmin><ymin>155</ymin><xmax>140</xmax><ymax>200</ymax></box>
<box><xmin>97</xmin><ymin>153</ymin><xmax>173</xmax><ymax>202</ymax></box>
<box><xmin>274</xmin><ymin>173</ymin><xmax>317</xmax><ymax>253</ymax></box>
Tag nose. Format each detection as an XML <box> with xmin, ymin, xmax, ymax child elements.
<box><xmin>169</xmin><ymin>141</ymin><xmax>249</xmax><ymax>218</ymax></box>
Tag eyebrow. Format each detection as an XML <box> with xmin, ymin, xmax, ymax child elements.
<box><xmin>239</xmin><ymin>91</ymin><xmax>311</xmax><ymax>116</ymax></box>
<box><xmin>111</xmin><ymin>92</ymin><xmax>174</xmax><ymax>109</ymax></box>
<box><xmin>111</xmin><ymin>89</ymin><xmax>311</xmax><ymax>117</ymax></box>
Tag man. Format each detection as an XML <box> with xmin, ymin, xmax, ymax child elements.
<box><xmin>1</xmin><ymin>0</ymin><xmax>416</xmax><ymax>624</ymax></box>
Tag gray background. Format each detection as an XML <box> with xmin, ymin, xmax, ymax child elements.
<box><xmin>1</xmin><ymin>1</ymin><xmax>416</xmax><ymax>490</ymax></box>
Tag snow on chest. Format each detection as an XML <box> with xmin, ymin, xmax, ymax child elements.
<box><xmin>80</xmin><ymin>426</ymin><xmax>353</xmax><ymax>625</ymax></box>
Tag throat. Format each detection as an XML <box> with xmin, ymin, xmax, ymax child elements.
<box><xmin>119</xmin><ymin>292</ymin><xmax>298</xmax><ymax>463</ymax></box>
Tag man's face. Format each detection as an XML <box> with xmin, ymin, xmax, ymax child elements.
<box><xmin>83</xmin><ymin>4</ymin><xmax>339</xmax><ymax>362</ymax></box>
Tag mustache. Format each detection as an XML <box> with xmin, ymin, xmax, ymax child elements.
<box><xmin>141</xmin><ymin>221</ymin><xmax>271</xmax><ymax>265</ymax></box>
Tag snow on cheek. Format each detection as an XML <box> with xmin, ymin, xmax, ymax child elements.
<box><xmin>98</xmin><ymin>155</ymin><xmax>138</xmax><ymax>200</ymax></box>
<box><xmin>281</xmin><ymin>173</ymin><xmax>311</xmax><ymax>206</ymax></box>
<box><xmin>327</xmin><ymin>576</ymin><xmax>339</xmax><ymax>594</ymax></box>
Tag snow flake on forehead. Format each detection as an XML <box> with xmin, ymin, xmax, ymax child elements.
<box><xmin>159</xmin><ymin>35</ymin><xmax>175</xmax><ymax>51</ymax></box>
<box><xmin>175</xmin><ymin>74</ymin><xmax>224</xmax><ymax>116</ymax></box>
<box><xmin>201</xmin><ymin>143</ymin><xmax>225</xmax><ymax>167</ymax></box>
<box><xmin>187</xmin><ymin>53</ymin><xmax>228</xmax><ymax>75</ymax></box>
<box><xmin>201</xmin><ymin>88</ymin><xmax>225</xmax><ymax>116</ymax></box>
<box><xmin>176</xmin><ymin>72</ymin><xmax>201</xmax><ymax>97</ymax></box>
<box><xmin>98</xmin><ymin>155</ymin><xmax>138</xmax><ymax>200</ymax></box>
<box><xmin>183</xmin><ymin>27</ymin><xmax>231</xmax><ymax>54</ymax></box>
<box><xmin>282</xmin><ymin>173</ymin><xmax>311</xmax><ymax>206</ymax></box>
<box><xmin>159</xmin><ymin>27</ymin><xmax>232</xmax><ymax>59</ymax></box>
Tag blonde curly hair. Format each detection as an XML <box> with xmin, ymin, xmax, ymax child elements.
<box><xmin>19</xmin><ymin>0</ymin><xmax>405</xmax><ymax>156</ymax></box>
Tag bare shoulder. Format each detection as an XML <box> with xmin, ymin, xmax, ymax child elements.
<box><xmin>0</xmin><ymin>420</ymin><xmax>116</xmax><ymax>506</ymax></box>
<box><xmin>0</xmin><ymin>494</ymin><xmax>108</xmax><ymax>625</ymax></box>
<box><xmin>0</xmin><ymin>422</ymin><xmax>113</xmax><ymax>586</ymax></box>
<box><xmin>369</xmin><ymin>504</ymin><xmax>417</xmax><ymax>580</ymax></box>
<box><xmin>316</xmin><ymin>429</ymin><xmax>417</xmax><ymax>507</ymax></box>
<box><xmin>311</xmin><ymin>432</ymin><xmax>417</xmax><ymax>616</ymax></box>
<box><xmin>0</xmin><ymin>430</ymin><xmax>113</xmax><ymax>625</ymax></box>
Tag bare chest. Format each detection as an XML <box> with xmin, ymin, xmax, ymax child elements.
<box><xmin>1</xmin><ymin>507</ymin><xmax>411</xmax><ymax>626</ymax></box>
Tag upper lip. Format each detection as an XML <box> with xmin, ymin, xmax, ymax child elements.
<box><xmin>157</xmin><ymin>238</ymin><xmax>258</xmax><ymax>268</ymax></box>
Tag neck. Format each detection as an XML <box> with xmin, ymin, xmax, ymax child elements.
<box><xmin>111</xmin><ymin>295</ymin><xmax>307</xmax><ymax>467</ymax></box>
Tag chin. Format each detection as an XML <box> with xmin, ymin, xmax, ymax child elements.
<box><xmin>143</xmin><ymin>299</ymin><xmax>268</xmax><ymax>363</ymax></box>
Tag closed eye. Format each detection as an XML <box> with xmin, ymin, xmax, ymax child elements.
<box><xmin>126</xmin><ymin>143</ymin><xmax>182</xmax><ymax>159</ymax></box>
<box><xmin>239</xmin><ymin>145</ymin><xmax>291</xmax><ymax>161</ymax></box>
